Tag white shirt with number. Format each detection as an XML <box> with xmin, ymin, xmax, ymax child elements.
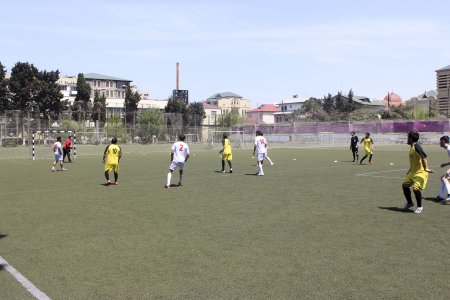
<box><xmin>254</xmin><ymin>136</ymin><xmax>267</xmax><ymax>154</ymax></box>
<box><xmin>53</xmin><ymin>142</ymin><xmax>62</xmax><ymax>155</ymax></box>
<box><xmin>172</xmin><ymin>141</ymin><xmax>189</xmax><ymax>162</ymax></box>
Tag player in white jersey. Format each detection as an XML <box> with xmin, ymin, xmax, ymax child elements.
<box><xmin>51</xmin><ymin>136</ymin><xmax>66</xmax><ymax>172</ymax></box>
<box><xmin>438</xmin><ymin>135</ymin><xmax>450</xmax><ymax>202</ymax></box>
<box><xmin>253</xmin><ymin>130</ymin><xmax>267</xmax><ymax>176</ymax></box>
<box><xmin>165</xmin><ymin>134</ymin><xmax>190</xmax><ymax>188</ymax></box>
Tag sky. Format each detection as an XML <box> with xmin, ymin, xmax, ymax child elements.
<box><xmin>1</xmin><ymin>0</ymin><xmax>450</xmax><ymax>107</ymax></box>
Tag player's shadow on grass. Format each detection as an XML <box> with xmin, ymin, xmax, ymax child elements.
<box><xmin>0</xmin><ymin>233</ymin><xmax>7</xmax><ymax>239</ymax></box>
<box><xmin>378</xmin><ymin>206</ymin><xmax>414</xmax><ymax>213</ymax></box>
<box><xmin>0</xmin><ymin>264</ymin><xmax>5</xmax><ymax>271</ymax></box>
<box><xmin>423</xmin><ymin>197</ymin><xmax>444</xmax><ymax>204</ymax></box>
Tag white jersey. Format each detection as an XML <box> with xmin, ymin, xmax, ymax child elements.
<box><xmin>171</xmin><ymin>141</ymin><xmax>189</xmax><ymax>162</ymax></box>
<box><xmin>53</xmin><ymin>141</ymin><xmax>62</xmax><ymax>155</ymax></box>
<box><xmin>446</xmin><ymin>146</ymin><xmax>450</xmax><ymax>157</ymax></box>
<box><xmin>254</xmin><ymin>136</ymin><xmax>267</xmax><ymax>154</ymax></box>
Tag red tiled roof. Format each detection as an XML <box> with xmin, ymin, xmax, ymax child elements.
<box><xmin>248</xmin><ymin>104</ymin><xmax>279</xmax><ymax>113</ymax></box>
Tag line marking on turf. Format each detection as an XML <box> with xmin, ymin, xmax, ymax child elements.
<box><xmin>0</xmin><ymin>255</ymin><xmax>52</xmax><ymax>300</ymax></box>
<box><xmin>356</xmin><ymin>167</ymin><xmax>440</xmax><ymax>181</ymax></box>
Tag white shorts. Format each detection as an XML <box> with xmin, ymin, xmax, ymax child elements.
<box><xmin>169</xmin><ymin>161</ymin><xmax>185</xmax><ymax>171</ymax></box>
<box><xmin>256</xmin><ymin>153</ymin><xmax>266</xmax><ymax>162</ymax></box>
<box><xmin>54</xmin><ymin>154</ymin><xmax>63</xmax><ymax>161</ymax></box>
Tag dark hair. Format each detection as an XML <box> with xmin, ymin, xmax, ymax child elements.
<box><xmin>441</xmin><ymin>135</ymin><xmax>450</xmax><ymax>144</ymax></box>
<box><xmin>408</xmin><ymin>131</ymin><xmax>420</xmax><ymax>143</ymax></box>
<box><xmin>111</xmin><ymin>137</ymin><xmax>117</xmax><ymax>144</ymax></box>
<box><xmin>365</xmin><ymin>132</ymin><xmax>370</xmax><ymax>136</ymax></box>
<box><xmin>223</xmin><ymin>133</ymin><xmax>228</xmax><ymax>139</ymax></box>
<box><xmin>179</xmin><ymin>134</ymin><xmax>186</xmax><ymax>141</ymax></box>
<box><xmin>351</xmin><ymin>131</ymin><xmax>355</xmax><ymax>134</ymax></box>
<box><xmin>57</xmin><ymin>136</ymin><xmax>61</xmax><ymax>142</ymax></box>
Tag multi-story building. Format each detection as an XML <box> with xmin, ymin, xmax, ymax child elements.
<box><xmin>204</xmin><ymin>92</ymin><xmax>251</xmax><ymax>117</ymax></box>
<box><xmin>58</xmin><ymin>73</ymin><xmax>164</xmax><ymax>118</ymax></box>
<box><xmin>436</xmin><ymin>65</ymin><xmax>450</xmax><ymax>116</ymax></box>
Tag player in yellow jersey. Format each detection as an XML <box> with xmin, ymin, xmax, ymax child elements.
<box><xmin>402</xmin><ymin>131</ymin><xmax>433</xmax><ymax>214</ymax></box>
<box><xmin>359</xmin><ymin>132</ymin><xmax>374</xmax><ymax>164</ymax></box>
<box><xmin>220</xmin><ymin>133</ymin><xmax>233</xmax><ymax>173</ymax></box>
<box><xmin>102</xmin><ymin>137</ymin><xmax>122</xmax><ymax>185</ymax></box>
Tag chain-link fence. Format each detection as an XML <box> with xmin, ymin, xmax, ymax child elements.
<box><xmin>2</xmin><ymin>109</ymin><xmax>450</xmax><ymax>147</ymax></box>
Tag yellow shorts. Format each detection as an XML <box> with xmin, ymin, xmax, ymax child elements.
<box><xmin>365</xmin><ymin>148</ymin><xmax>373</xmax><ymax>155</ymax></box>
<box><xmin>105</xmin><ymin>163</ymin><xmax>119</xmax><ymax>173</ymax></box>
<box><xmin>222</xmin><ymin>153</ymin><xmax>232</xmax><ymax>161</ymax></box>
<box><xmin>402</xmin><ymin>172</ymin><xmax>428</xmax><ymax>191</ymax></box>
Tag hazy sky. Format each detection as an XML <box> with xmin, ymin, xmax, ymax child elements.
<box><xmin>1</xmin><ymin>0</ymin><xmax>450</xmax><ymax>106</ymax></box>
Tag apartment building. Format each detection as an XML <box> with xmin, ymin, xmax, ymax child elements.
<box><xmin>436</xmin><ymin>65</ymin><xmax>450</xmax><ymax>116</ymax></box>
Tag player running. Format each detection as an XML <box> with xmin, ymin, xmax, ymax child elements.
<box><xmin>51</xmin><ymin>136</ymin><xmax>66</xmax><ymax>172</ymax></box>
<box><xmin>437</xmin><ymin>135</ymin><xmax>450</xmax><ymax>202</ymax></box>
<box><xmin>359</xmin><ymin>132</ymin><xmax>374</xmax><ymax>165</ymax></box>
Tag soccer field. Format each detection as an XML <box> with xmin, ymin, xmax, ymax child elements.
<box><xmin>1</xmin><ymin>143</ymin><xmax>450</xmax><ymax>299</ymax></box>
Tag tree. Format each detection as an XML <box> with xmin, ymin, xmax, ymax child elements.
<box><xmin>137</xmin><ymin>108</ymin><xmax>166</xmax><ymax>143</ymax></box>
<box><xmin>72</xmin><ymin>73</ymin><xmax>91</xmax><ymax>121</ymax></box>
<box><xmin>165</xmin><ymin>97</ymin><xmax>188</xmax><ymax>126</ymax></box>
<box><xmin>186</xmin><ymin>102</ymin><xmax>206</xmax><ymax>127</ymax></box>
<box><xmin>298</xmin><ymin>98</ymin><xmax>329</xmax><ymax>121</ymax></box>
<box><xmin>323</xmin><ymin>93</ymin><xmax>334</xmax><ymax>113</ymax></box>
<box><xmin>124</xmin><ymin>86</ymin><xmax>140</xmax><ymax>125</ymax></box>
<box><xmin>0</xmin><ymin>61</ymin><xmax>9</xmax><ymax>112</ymax></box>
<box><xmin>92</xmin><ymin>91</ymin><xmax>106</xmax><ymax>122</ymax></box>
<box><xmin>381</xmin><ymin>105</ymin><xmax>410</xmax><ymax>120</ymax></box>
<box><xmin>8</xmin><ymin>62</ymin><xmax>39</xmax><ymax>111</ymax></box>
<box><xmin>216</xmin><ymin>110</ymin><xmax>243</xmax><ymax>127</ymax></box>
<box><xmin>34</xmin><ymin>70</ymin><xmax>64</xmax><ymax>120</ymax></box>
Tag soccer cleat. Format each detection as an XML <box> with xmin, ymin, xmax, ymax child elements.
<box><xmin>62</xmin><ymin>168</ymin><xmax>67</xmax><ymax>171</ymax></box>
<box><xmin>230</xmin><ymin>169</ymin><xmax>233</xmax><ymax>173</ymax></box>
<box><xmin>221</xmin><ymin>170</ymin><xmax>225</xmax><ymax>173</ymax></box>
<box><xmin>403</xmin><ymin>202</ymin><xmax>414</xmax><ymax>210</ymax></box>
<box><xmin>414</xmin><ymin>207</ymin><xmax>423</xmax><ymax>214</ymax></box>
<box><xmin>114</xmin><ymin>182</ymin><xmax>119</xmax><ymax>185</ymax></box>
<box><xmin>105</xmin><ymin>181</ymin><xmax>111</xmax><ymax>186</ymax></box>
<box><xmin>178</xmin><ymin>182</ymin><xmax>183</xmax><ymax>186</ymax></box>
<box><xmin>164</xmin><ymin>185</ymin><xmax>170</xmax><ymax>189</ymax></box>
<box><xmin>270</xmin><ymin>163</ymin><xmax>274</xmax><ymax>166</ymax></box>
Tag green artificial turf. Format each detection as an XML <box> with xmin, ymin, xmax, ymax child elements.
<box><xmin>1</xmin><ymin>143</ymin><xmax>450</xmax><ymax>299</ymax></box>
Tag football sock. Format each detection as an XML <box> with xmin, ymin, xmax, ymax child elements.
<box><xmin>221</xmin><ymin>160</ymin><xmax>225</xmax><ymax>171</ymax></box>
<box><xmin>114</xmin><ymin>172</ymin><xmax>118</xmax><ymax>182</ymax></box>
<box><xmin>179</xmin><ymin>175</ymin><xmax>183</xmax><ymax>185</ymax></box>
<box><xmin>440</xmin><ymin>183</ymin><xmax>447</xmax><ymax>199</ymax></box>
<box><xmin>105</xmin><ymin>172</ymin><xmax>109</xmax><ymax>181</ymax></box>
<box><xmin>402</xmin><ymin>186</ymin><xmax>413</xmax><ymax>204</ymax></box>
<box><xmin>167</xmin><ymin>172</ymin><xmax>172</xmax><ymax>187</ymax></box>
<box><xmin>413</xmin><ymin>189</ymin><xmax>422</xmax><ymax>207</ymax></box>
<box><xmin>369</xmin><ymin>154</ymin><xmax>373</xmax><ymax>162</ymax></box>
<box><xmin>228</xmin><ymin>161</ymin><xmax>232</xmax><ymax>169</ymax></box>
<box><xmin>444</xmin><ymin>180</ymin><xmax>450</xmax><ymax>197</ymax></box>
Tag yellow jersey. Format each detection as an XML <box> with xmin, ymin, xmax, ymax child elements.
<box><xmin>222</xmin><ymin>138</ymin><xmax>232</xmax><ymax>154</ymax></box>
<box><xmin>408</xmin><ymin>143</ymin><xmax>426</xmax><ymax>174</ymax></box>
<box><xmin>104</xmin><ymin>144</ymin><xmax>121</xmax><ymax>165</ymax></box>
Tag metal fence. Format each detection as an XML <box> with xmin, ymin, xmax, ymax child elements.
<box><xmin>2</xmin><ymin>109</ymin><xmax>450</xmax><ymax>147</ymax></box>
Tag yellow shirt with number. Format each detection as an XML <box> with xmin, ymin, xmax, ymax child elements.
<box><xmin>105</xmin><ymin>144</ymin><xmax>121</xmax><ymax>165</ymax></box>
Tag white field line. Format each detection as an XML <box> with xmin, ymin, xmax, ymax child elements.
<box><xmin>356</xmin><ymin>167</ymin><xmax>440</xmax><ymax>181</ymax></box>
<box><xmin>0</xmin><ymin>255</ymin><xmax>51</xmax><ymax>300</ymax></box>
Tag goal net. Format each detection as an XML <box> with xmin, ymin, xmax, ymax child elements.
<box><xmin>207</xmin><ymin>130</ymin><xmax>248</xmax><ymax>150</ymax></box>
<box><xmin>30</xmin><ymin>131</ymin><xmax>108</xmax><ymax>159</ymax></box>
